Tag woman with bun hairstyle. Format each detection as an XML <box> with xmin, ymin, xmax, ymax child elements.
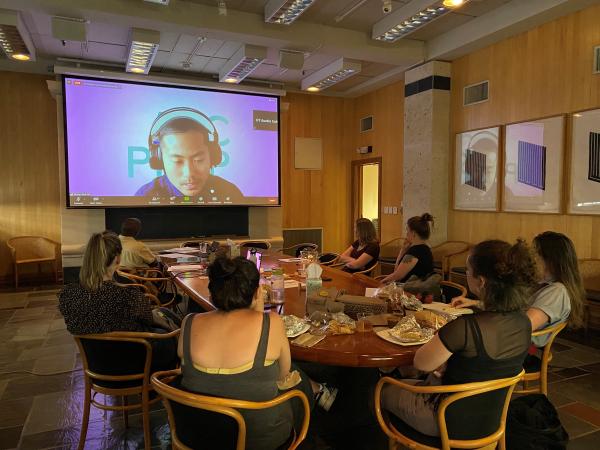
<box><xmin>178</xmin><ymin>256</ymin><xmax>329</xmax><ymax>450</ymax></box>
<box><xmin>452</xmin><ymin>232</ymin><xmax>585</xmax><ymax>347</ymax></box>
<box><xmin>380</xmin><ymin>213</ymin><xmax>435</xmax><ymax>284</ymax></box>
<box><xmin>381</xmin><ymin>239</ymin><xmax>535</xmax><ymax>437</ymax></box>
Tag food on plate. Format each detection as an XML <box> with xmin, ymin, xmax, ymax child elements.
<box><xmin>401</xmin><ymin>293</ymin><xmax>423</xmax><ymax>311</ymax></box>
<box><xmin>413</xmin><ymin>310</ymin><xmax>448</xmax><ymax>330</ymax></box>
<box><xmin>328</xmin><ymin>320</ymin><xmax>355</xmax><ymax>335</ymax></box>
<box><xmin>388</xmin><ymin>316</ymin><xmax>434</xmax><ymax>343</ymax></box>
<box><xmin>282</xmin><ymin>315</ymin><xmax>308</xmax><ymax>337</ymax></box>
<box><xmin>276</xmin><ymin>370</ymin><xmax>302</xmax><ymax>390</ymax></box>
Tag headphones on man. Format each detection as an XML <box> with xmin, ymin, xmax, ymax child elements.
<box><xmin>148</xmin><ymin>107</ymin><xmax>222</xmax><ymax>170</ymax></box>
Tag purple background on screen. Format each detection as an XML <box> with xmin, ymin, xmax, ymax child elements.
<box><xmin>64</xmin><ymin>77</ymin><xmax>279</xmax><ymax>197</ymax></box>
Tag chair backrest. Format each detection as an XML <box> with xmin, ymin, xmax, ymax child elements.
<box><xmin>318</xmin><ymin>253</ymin><xmax>338</xmax><ymax>265</ymax></box>
<box><xmin>440</xmin><ymin>281</ymin><xmax>467</xmax><ymax>303</ymax></box>
<box><xmin>74</xmin><ymin>333</ymin><xmax>153</xmax><ymax>389</ymax></box>
<box><xmin>239</xmin><ymin>240</ymin><xmax>271</xmax><ymax>250</ymax></box>
<box><xmin>375</xmin><ymin>370</ymin><xmax>524</xmax><ymax>450</ymax></box>
<box><xmin>579</xmin><ymin>259</ymin><xmax>600</xmax><ymax>291</ymax></box>
<box><xmin>280</xmin><ymin>243</ymin><xmax>319</xmax><ymax>257</ymax></box>
<box><xmin>353</xmin><ymin>261</ymin><xmax>379</xmax><ymax>277</ymax></box>
<box><xmin>6</xmin><ymin>236</ymin><xmax>59</xmax><ymax>261</ymax></box>
<box><xmin>152</xmin><ymin>369</ymin><xmax>310</xmax><ymax>450</ymax></box>
<box><xmin>431</xmin><ymin>241</ymin><xmax>470</xmax><ymax>259</ymax></box>
<box><xmin>181</xmin><ymin>241</ymin><xmax>200</xmax><ymax>248</ymax></box>
<box><xmin>379</xmin><ymin>237</ymin><xmax>404</xmax><ymax>260</ymax></box>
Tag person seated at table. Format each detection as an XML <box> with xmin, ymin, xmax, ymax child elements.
<box><xmin>178</xmin><ymin>256</ymin><xmax>335</xmax><ymax>450</ymax></box>
<box><xmin>381</xmin><ymin>239</ymin><xmax>535</xmax><ymax>437</ymax></box>
<box><xmin>452</xmin><ymin>232</ymin><xmax>585</xmax><ymax>347</ymax></box>
<box><xmin>118</xmin><ymin>217</ymin><xmax>158</xmax><ymax>269</ymax></box>
<box><xmin>380</xmin><ymin>213</ymin><xmax>434</xmax><ymax>284</ymax></box>
<box><xmin>338</xmin><ymin>218</ymin><xmax>380</xmax><ymax>273</ymax></box>
<box><xmin>58</xmin><ymin>231</ymin><xmax>177</xmax><ymax>367</ymax></box>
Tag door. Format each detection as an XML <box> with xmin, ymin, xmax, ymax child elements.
<box><xmin>351</xmin><ymin>157</ymin><xmax>382</xmax><ymax>239</ymax></box>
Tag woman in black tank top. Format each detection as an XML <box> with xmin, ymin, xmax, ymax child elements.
<box><xmin>382</xmin><ymin>239</ymin><xmax>537</xmax><ymax>438</ymax></box>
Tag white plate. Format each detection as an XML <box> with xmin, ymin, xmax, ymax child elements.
<box><xmin>375</xmin><ymin>328</ymin><xmax>432</xmax><ymax>346</ymax></box>
<box><xmin>286</xmin><ymin>323</ymin><xmax>311</xmax><ymax>338</ymax></box>
<box><xmin>422</xmin><ymin>302</ymin><xmax>473</xmax><ymax>315</ymax></box>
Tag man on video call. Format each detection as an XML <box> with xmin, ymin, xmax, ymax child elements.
<box><xmin>135</xmin><ymin>111</ymin><xmax>244</xmax><ymax>202</ymax></box>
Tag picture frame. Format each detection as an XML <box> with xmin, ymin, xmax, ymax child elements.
<box><xmin>569</xmin><ymin>108</ymin><xmax>600</xmax><ymax>215</ymax></box>
<box><xmin>453</xmin><ymin>126</ymin><xmax>500</xmax><ymax>211</ymax></box>
<box><xmin>502</xmin><ymin>115</ymin><xmax>565</xmax><ymax>213</ymax></box>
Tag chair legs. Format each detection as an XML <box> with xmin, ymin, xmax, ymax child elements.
<box><xmin>14</xmin><ymin>264</ymin><xmax>18</xmax><ymax>289</ymax></box>
<box><xmin>142</xmin><ymin>389</ymin><xmax>151</xmax><ymax>450</ymax></box>
<box><xmin>123</xmin><ymin>396</ymin><xmax>129</xmax><ymax>428</ymax></box>
<box><xmin>78</xmin><ymin>382</ymin><xmax>92</xmax><ymax>450</ymax></box>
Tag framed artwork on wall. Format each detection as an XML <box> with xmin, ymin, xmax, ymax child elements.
<box><xmin>502</xmin><ymin>115</ymin><xmax>565</xmax><ymax>213</ymax></box>
<box><xmin>570</xmin><ymin>108</ymin><xmax>600</xmax><ymax>215</ymax></box>
<box><xmin>453</xmin><ymin>126</ymin><xmax>500</xmax><ymax>211</ymax></box>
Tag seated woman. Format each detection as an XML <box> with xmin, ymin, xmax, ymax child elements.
<box><xmin>382</xmin><ymin>239</ymin><xmax>535</xmax><ymax>437</ymax></box>
<box><xmin>338</xmin><ymin>218</ymin><xmax>380</xmax><ymax>273</ymax></box>
<box><xmin>380</xmin><ymin>213</ymin><xmax>434</xmax><ymax>284</ymax></box>
<box><xmin>453</xmin><ymin>232</ymin><xmax>585</xmax><ymax>347</ymax></box>
<box><xmin>58</xmin><ymin>231</ymin><xmax>176</xmax><ymax>366</ymax></box>
<box><xmin>178</xmin><ymin>257</ymin><xmax>329</xmax><ymax>450</ymax></box>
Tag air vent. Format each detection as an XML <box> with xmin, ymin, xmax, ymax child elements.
<box><xmin>360</xmin><ymin>116</ymin><xmax>373</xmax><ymax>132</ymax></box>
<box><xmin>594</xmin><ymin>46</ymin><xmax>600</xmax><ymax>74</ymax></box>
<box><xmin>464</xmin><ymin>81</ymin><xmax>489</xmax><ymax>106</ymax></box>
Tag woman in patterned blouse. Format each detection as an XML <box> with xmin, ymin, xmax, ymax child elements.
<box><xmin>59</xmin><ymin>231</ymin><xmax>155</xmax><ymax>334</ymax></box>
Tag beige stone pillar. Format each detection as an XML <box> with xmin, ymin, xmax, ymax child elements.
<box><xmin>403</xmin><ymin>61</ymin><xmax>451</xmax><ymax>245</ymax></box>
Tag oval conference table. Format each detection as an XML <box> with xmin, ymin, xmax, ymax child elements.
<box><xmin>170</xmin><ymin>253</ymin><xmax>419</xmax><ymax>368</ymax></box>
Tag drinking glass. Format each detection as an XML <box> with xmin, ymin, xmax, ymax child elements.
<box><xmin>356</xmin><ymin>313</ymin><xmax>373</xmax><ymax>332</ymax></box>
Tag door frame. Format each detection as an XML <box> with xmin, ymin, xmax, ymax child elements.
<box><xmin>350</xmin><ymin>157</ymin><xmax>383</xmax><ymax>241</ymax></box>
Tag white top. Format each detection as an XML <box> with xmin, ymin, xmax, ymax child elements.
<box><xmin>529</xmin><ymin>282</ymin><xmax>571</xmax><ymax>347</ymax></box>
<box><xmin>119</xmin><ymin>235</ymin><xmax>156</xmax><ymax>269</ymax></box>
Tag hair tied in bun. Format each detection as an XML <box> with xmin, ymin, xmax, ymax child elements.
<box><xmin>213</xmin><ymin>257</ymin><xmax>237</xmax><ymax>279</ymax></box>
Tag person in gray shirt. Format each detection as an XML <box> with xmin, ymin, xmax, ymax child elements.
<box><xmin>528</xmin><ymin>231</ymin><xmax>585</xmax><ymax>346</ymax></box>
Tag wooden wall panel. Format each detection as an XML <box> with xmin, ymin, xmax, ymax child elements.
<box><xmin>0</xmin><ymin>72</ymin><xmax>61</xmax><ymax>279</ymax></box>
<box><xmin>352</xmin><ymin>80</ymin><xmax>405</xmax><ymax>244</ymax></box>
<box><xmin>449</xmin><ymin>4</ymin><xmax>600</xmax><ymax>258</ymax></box>
<box><xmin>280</xmin><ymin>93</ymin><xmax>355</xmax><ymax>252</ymax></box>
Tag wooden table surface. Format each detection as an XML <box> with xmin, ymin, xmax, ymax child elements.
<box><xmin>171</xmin><ymin>253</ymin><xmax>418</xmax><ymax>367</ymax></box>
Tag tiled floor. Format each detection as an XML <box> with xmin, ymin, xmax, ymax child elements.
<box><xmin>0</xmin><ymin>287</ymin><xmax>599</xmax><ymax>449</ymax></box>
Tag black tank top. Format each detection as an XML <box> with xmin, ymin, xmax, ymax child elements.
<box><xmin>181</xmin><ymin>313</ymin><xmax>292</xmax><ymax>450</ymax></box>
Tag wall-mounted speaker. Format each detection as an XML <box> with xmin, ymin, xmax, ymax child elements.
<box><xmin>279</xmin><ymin>50</ymin><xmax>304</xmax><ymax>71</ymax></box>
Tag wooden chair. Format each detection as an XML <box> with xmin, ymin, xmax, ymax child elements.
<box><xmin>578</xmin><ymin>259</ymin><xmax>600</xmax><ymax>332</ymax></box>
<box><xmin>6</xmin><ymin>236</ymin><xmax>61</xmax><ymax>288</ymax></box>
<box><xmin>516</xmin><ymin>321</ymin><xmax>567</xmax><ymax>396</ymax></box>
<box><xmin>318</xmin><ymin>253</ymin><xmax>339</xmax><ymax>265</ymax></box>
<box><xmin>279</xmin><ymin>243</ymin><xmax>319</xmax><ymax>257</ymax></box>
<box><xmin>116</xmin><ymin>269</ymin><xmax>179</xmax><ymax>308</ymax></box>
<box><xmin>181</xmin><ymin>241</ymin><xmax>201</xmax><ymax>248</ymax></box>
<box><xmin>375</xmin><ymin>370</ymin><xmax>524</xmax><ymax>450</ymax></box>
<box><xmin>431</xmin><ymin>241</ymin><xmax>470</xmax><ymax>280</ymax></box>
<box><xmin>440</xmin><ymin>281</ymin><xmax>467</xmax><ymax>304</ymax></box>
<box><xmin>379</xmin><ymin>238</ymin><xmax>404</xmax><ymax>274</ymax></box>
<box><xmin>151</xmin><ymin>368</ymin><xmax>310</xmax><ymax>450</ymax></box>
<box><xmin>74</xmin><ymin>330</ymin><xmax>180</xmax><ymax>450</ymax></box>
<box><xmin>353</xmin><ymin>261</ymin><xmax>379</xmax><ymax>277</ymax></box>
<box><xmin>239</xmin><ymin>240</ymin><xmax>271</xmax><ymax>250</ymax></box>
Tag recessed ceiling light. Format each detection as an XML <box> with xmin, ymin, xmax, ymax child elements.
<box><xmin>265</xmin><ymin>0</ymin><xmax>316</xmax><ymax>25</ymax></box>
<box><xmin>443</xmin><ymin>0</ymin><xmax>464</xmax><ymax>7</ymax></box>
<box><xmin>126</xmin><ymin>28</ymin><xmax>160</xmax><ymax>75</ymax></box>
<box><xmin>10</xmin><ymin>53</ymin><xmax>30</xmax><ymax>60</ymax></box>
<box><xmin>301</xmin><ymin>58</ymin><xmax>361</xmax><ymax>92</ymax></box>
<box><xmin>129</xmin><ymin>67</ymin><xmax>145</xmax><ymax>73</ymax></box>
<box><xmin>219</xmin><ymin>44</ymin><xmax>267</xmax><ymax>84</ymax></box>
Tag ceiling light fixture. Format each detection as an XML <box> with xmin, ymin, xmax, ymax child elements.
<box><xmin>372</xmin><ymin>0</ymin><xmax>470</xmax><ymax>42</ymax></box>
<box><xmin>143</xmin><ymin>0</ymin><xmax>170</xmax><ymax>5</ymax></box>
<box><xmin>301</xmin><ymin>58</ymin><xmax>361</xmax><ymax>92</ymax></box>
<box><xmin>126</xmin><ymin>28</ymin><xmax>160</xmax><ymax>75</ymax></box>
<box><xmin>219</xmin><ymin>44</ymin><xmax>267</xmax><ymax>84</ymax></box>
<box><xmin>0</xmin><ymin>8</ymin><xmax>36</xmax><ymax>62</ymax></box>
<box><xmin>265</xmin><ymin>0</ymin><xmax>316</xmax><ymax>25</ymax></box>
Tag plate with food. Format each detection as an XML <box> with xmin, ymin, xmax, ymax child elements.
<box><xmin>422</xmin><ymin>302</ymin><xmax>473</xmax><ymax>316</ymax></box>
<box><xmin>375</xmin><ymin>328</ymin><xmax>432</xmax><ymax>346</ymax></box>
<box><xmin>282</xmin><ymin>315</ymin><xmax>311</xmax><ymax>338</ymax></box>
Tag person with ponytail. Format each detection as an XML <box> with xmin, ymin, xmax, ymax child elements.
<box><xmin>178</xmin><ymin>256</ymin><xmax>325</xmax><ymax>450</ymax></box>
<box><xmin>380</xmin><ymin>213</ymin><xmax>435</xmax><ymax>284</ymax></box>
<box><xmin>382</xmin><ymin>240</ymin><xmax>535</xmax><ymax>437</ymax></box>
<box><xmin>59</xmin><ymin>231</ymin><xmax>155</xmax><ymax>333</ymax></box>
<box><xmin>58</xmin><ymin>232</ymin><xmax>177</xmax><ymax>366</ymax></box>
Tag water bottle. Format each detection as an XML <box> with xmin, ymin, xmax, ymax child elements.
<box><xmin>271</xmin><ymin>268</ymin><xmax>285</xmax><ymax>304</ymax></box>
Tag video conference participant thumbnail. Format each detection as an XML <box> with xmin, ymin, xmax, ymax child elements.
<box><xmin>136</xmin><ymin>107</ymin><xmax>244</xmax><ymax>202</ymax></box>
